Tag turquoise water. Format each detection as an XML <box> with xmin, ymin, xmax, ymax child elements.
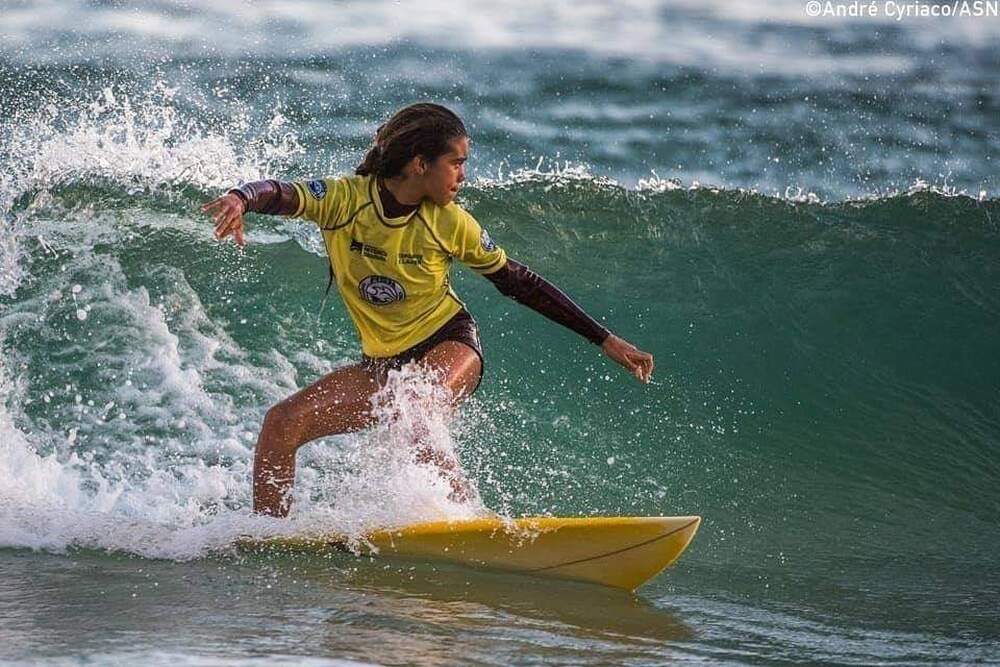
<box><xmin>1</xmin><ymin>2</ymin><xmax>999</xmax><ymax>665</ymax></box>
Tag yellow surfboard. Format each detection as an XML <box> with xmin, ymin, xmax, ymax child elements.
<box><xmin>242</xmin><ymin>515</ymin><xmax>701</xmax><ymax>591</ymax></box>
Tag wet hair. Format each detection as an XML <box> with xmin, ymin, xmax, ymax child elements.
<box><xmin>355</xmin><ymin>103</ymin><xmax>467</xmax><ymax>178</ymax></box>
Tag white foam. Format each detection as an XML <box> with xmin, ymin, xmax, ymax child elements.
<box><xmin>297</xmin><ymin>364</ymin><xmax>485</xmax><ymax>536</ymax></box>
<box><xmin>0</xmin><ymin>263</ymin><xmax>486</xmax><ymax>559</ymax></box>
<box><xmin>0</xmin><ymin>82</ymin><xmax>303</xmax><ymax>297</ymax></box>
<box><xmin>18</xmin><ymin>84</ymin><xmax>300</xmax><ymax>194</ymax></box>
<box><xmin>476</xmin><ymin>157</ymin><xmax>619</xmax><ymax>190</ymax></box>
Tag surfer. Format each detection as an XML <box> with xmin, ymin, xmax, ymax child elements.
<box><xmin>201</xmin><ymin>103</ymin><xmax>654</xmax><ymax>517</ymax></box>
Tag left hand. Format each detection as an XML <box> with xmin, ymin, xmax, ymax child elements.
<box><xmin>601</xmin><ymin>334</ymin><xmax>654</xmax><ymax>383</ymax></box>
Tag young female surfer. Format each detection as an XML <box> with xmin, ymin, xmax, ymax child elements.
<box><xmin>201</xmin><ymin>103</ymin><xmax>654</xmax><ymax>517</ymax></box>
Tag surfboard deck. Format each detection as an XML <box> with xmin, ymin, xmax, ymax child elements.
<box><xmin>239</xmin><ymin>515</ymin><xmax>701</xmax><ymax>591</ymax></box>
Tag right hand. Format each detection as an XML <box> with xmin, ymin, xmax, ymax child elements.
<box><xmin>201</xmin><ymin>193</ymin><xmax>246</xmax><ymax>246</ymax></box>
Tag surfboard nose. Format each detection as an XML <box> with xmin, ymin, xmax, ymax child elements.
<box><xmin>671</xmin><ymin>515</ymin><xmax>701</xmax><ymax>561</ymax></box>
<box><xmin>526</xmin><ymin>515</ymin><xmax>703</xmax><ymax>591</ymax></box>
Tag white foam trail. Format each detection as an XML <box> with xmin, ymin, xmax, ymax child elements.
<box><xmin>0</xmin><ymin>350</ymin><xmax>130</xmax><ymax>552</ymax></box>
<box><xmin>0</xmin><ymin>249</ymin><xmax>255</xmax><ymax>557</ymax></box>
<box><xmin>0</xmin><ymin>250</ymin><xmax>485</xmax><ymax>558</ymax></box>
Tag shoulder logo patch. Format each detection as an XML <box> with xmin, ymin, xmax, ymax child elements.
<box><xmin>307</xmin><ymin>179</ymin><xmax>327</xmax><ymax>200</ymax></box>
<box><xmin>480</xmin><ymin>229</ymin><xmax>497</xmax><ymax>252</ymax></box>
<box><xmin>359</xmin><ymin>275</ymin><xmax>406</xmax><ymax>305</ymax></box>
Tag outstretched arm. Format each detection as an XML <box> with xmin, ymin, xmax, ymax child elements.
<box><xmin>200</xmin><ymin>180</ymin><xmax>300</xmax><ymax>246</ymax></box>
<box><xmin>484</xmin><ymin>259</ymin><xmax>654</xmax><ymax>383</ymax></box>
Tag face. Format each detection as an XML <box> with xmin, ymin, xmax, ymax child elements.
<box><xmin>414</xmin><ymin>136</ymin><xmax>468</xmax><ymax>206</ymax></box>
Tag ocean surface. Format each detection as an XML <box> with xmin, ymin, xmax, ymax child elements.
<box><xmin>1</xmin><ymin>1</ymin><xmax>999</xmax><ymax>664</ymax></box>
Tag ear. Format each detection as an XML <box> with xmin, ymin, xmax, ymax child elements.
<box><xmin>403</xmin><ymin>155</ymin><xmax>427</xmax><ymax>178</ymax></box>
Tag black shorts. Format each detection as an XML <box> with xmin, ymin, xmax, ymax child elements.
<box><xmin>361</xmin><ymin>309</ymin><xmax>484</xmax><ymax>393</ymax></box>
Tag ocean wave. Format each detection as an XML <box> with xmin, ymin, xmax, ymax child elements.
<box><xmin>1</xmin><ymin>76</ymin><xmax>998</xmax><ymax>568</ymax></box>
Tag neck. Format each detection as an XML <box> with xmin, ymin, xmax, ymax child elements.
<box><xmin>381</xmin><ymin>176</ymin><xmax>424</xmax><ymax>206</ymax></box>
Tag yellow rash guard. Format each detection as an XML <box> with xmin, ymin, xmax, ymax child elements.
<box><xmin>290</xmin><ymin>174</ymin><xmax>507</xmax><ymax>357</ymax></box>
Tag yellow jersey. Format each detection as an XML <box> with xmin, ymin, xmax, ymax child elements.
<box><xmin>290</xmin><ymin>174</ymin><xmax>507</xmax><ymax>357</ymax></box>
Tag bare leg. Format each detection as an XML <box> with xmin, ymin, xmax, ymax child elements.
<box><xmin>253</xmin><ymin>363</ymin><xmax>380</xmax><ymax>517</ymax></box>
<box><xmin>252</xmin><ymin>341</ymin><xmax>482</xmax><ymax>517</ymax></box>
<box><xmin>413</xmin><ymin>341</ymin><xmax>482</xmax><ymax>501</ymax></box>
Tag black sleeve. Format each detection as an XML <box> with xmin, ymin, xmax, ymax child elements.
<box><xmin>228</xmin><ymin>180</ymin><xmax>300</xmax><ymax>216</ymax></box>
<box><xmin>484</xmin><ymin>259</ymin><xmax>611</xmax><ymax>346</ymax></box>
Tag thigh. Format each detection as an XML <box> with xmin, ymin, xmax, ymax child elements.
<box><xmin>277</xmin><ymin>362</ymin><xmax>382</xmax><ymax>443</ymax></box>
<box><xmin>419</xmin><ymin>340</ymin><xmax>483</xmax><ymax>402</ymax></box>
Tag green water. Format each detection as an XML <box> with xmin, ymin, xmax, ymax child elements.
<box><xmin>2</xmin><ymin>1</ymin><xmax>999</xmax><ymax>664</ymax></box>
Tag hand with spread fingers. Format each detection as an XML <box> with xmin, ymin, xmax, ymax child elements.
<box><xmin>601</xmin><ymin>334</ymin><xmax>655</xmax><ymax>383</ymax></box>
<box><xmin>201</xmin><ymin>193</ymin><xmax>247</xmax><ymax>247</ymax></box>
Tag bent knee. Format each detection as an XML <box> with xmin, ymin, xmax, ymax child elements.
<box><xmin>261</xmin><ymin>400</ymin><xmax>311</xmax><ymax>444</ymax></box>
<box><xmin>262</xmin><ymin>393</ymin><xmax>372</xmax><ymax>445</ymax></box>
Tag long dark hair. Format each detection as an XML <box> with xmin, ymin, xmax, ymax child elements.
<box><xmin>355</xmin><ymin>103</ymin><xmax>467</xmax><ymax>178</ymax></box>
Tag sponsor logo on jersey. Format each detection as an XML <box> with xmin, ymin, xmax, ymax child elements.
<box><xmin>398</xmin><ymin>252</ymin><xmax>423</xmax><ymax>265</ymax></box>
<box><xmin>349</xmin><ymin>239</ymin><xmax>387</xmax><ymax>261</ymax></box>
<box><xmin>359</xmin><ymin>275</ymin><xmax>406</xmax><ymax>305</ymax></box>
<box><xmin>480</xmin><ymin>229</ymin><xmax>497</xmax><ymax>252</ymax></box>
<box><xmin>307</xmin><ymin>179</ymin><xmax>327</xmax><ymax>200</ymax></box>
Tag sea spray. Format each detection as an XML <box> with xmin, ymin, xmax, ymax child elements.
<box><xmin>297</xmin><ymin>364</ymin><xmax>486</xmax><ymax>544</ymax></box>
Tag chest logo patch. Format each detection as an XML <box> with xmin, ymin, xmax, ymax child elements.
<box><xmin>359</xmin><ymin>275</ymin><xmax>406</xmax><ymax>305</ymax></box>
<box><xmin>480</xmin><ymin>229</ymin><xmax>497</xmax><ymax>252</ymax></box>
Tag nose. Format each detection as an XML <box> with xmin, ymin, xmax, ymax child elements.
<box><xmin>457</xmin><ymin>166</ymin><xmax>465</xmax><ymax>184</ymax></box>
